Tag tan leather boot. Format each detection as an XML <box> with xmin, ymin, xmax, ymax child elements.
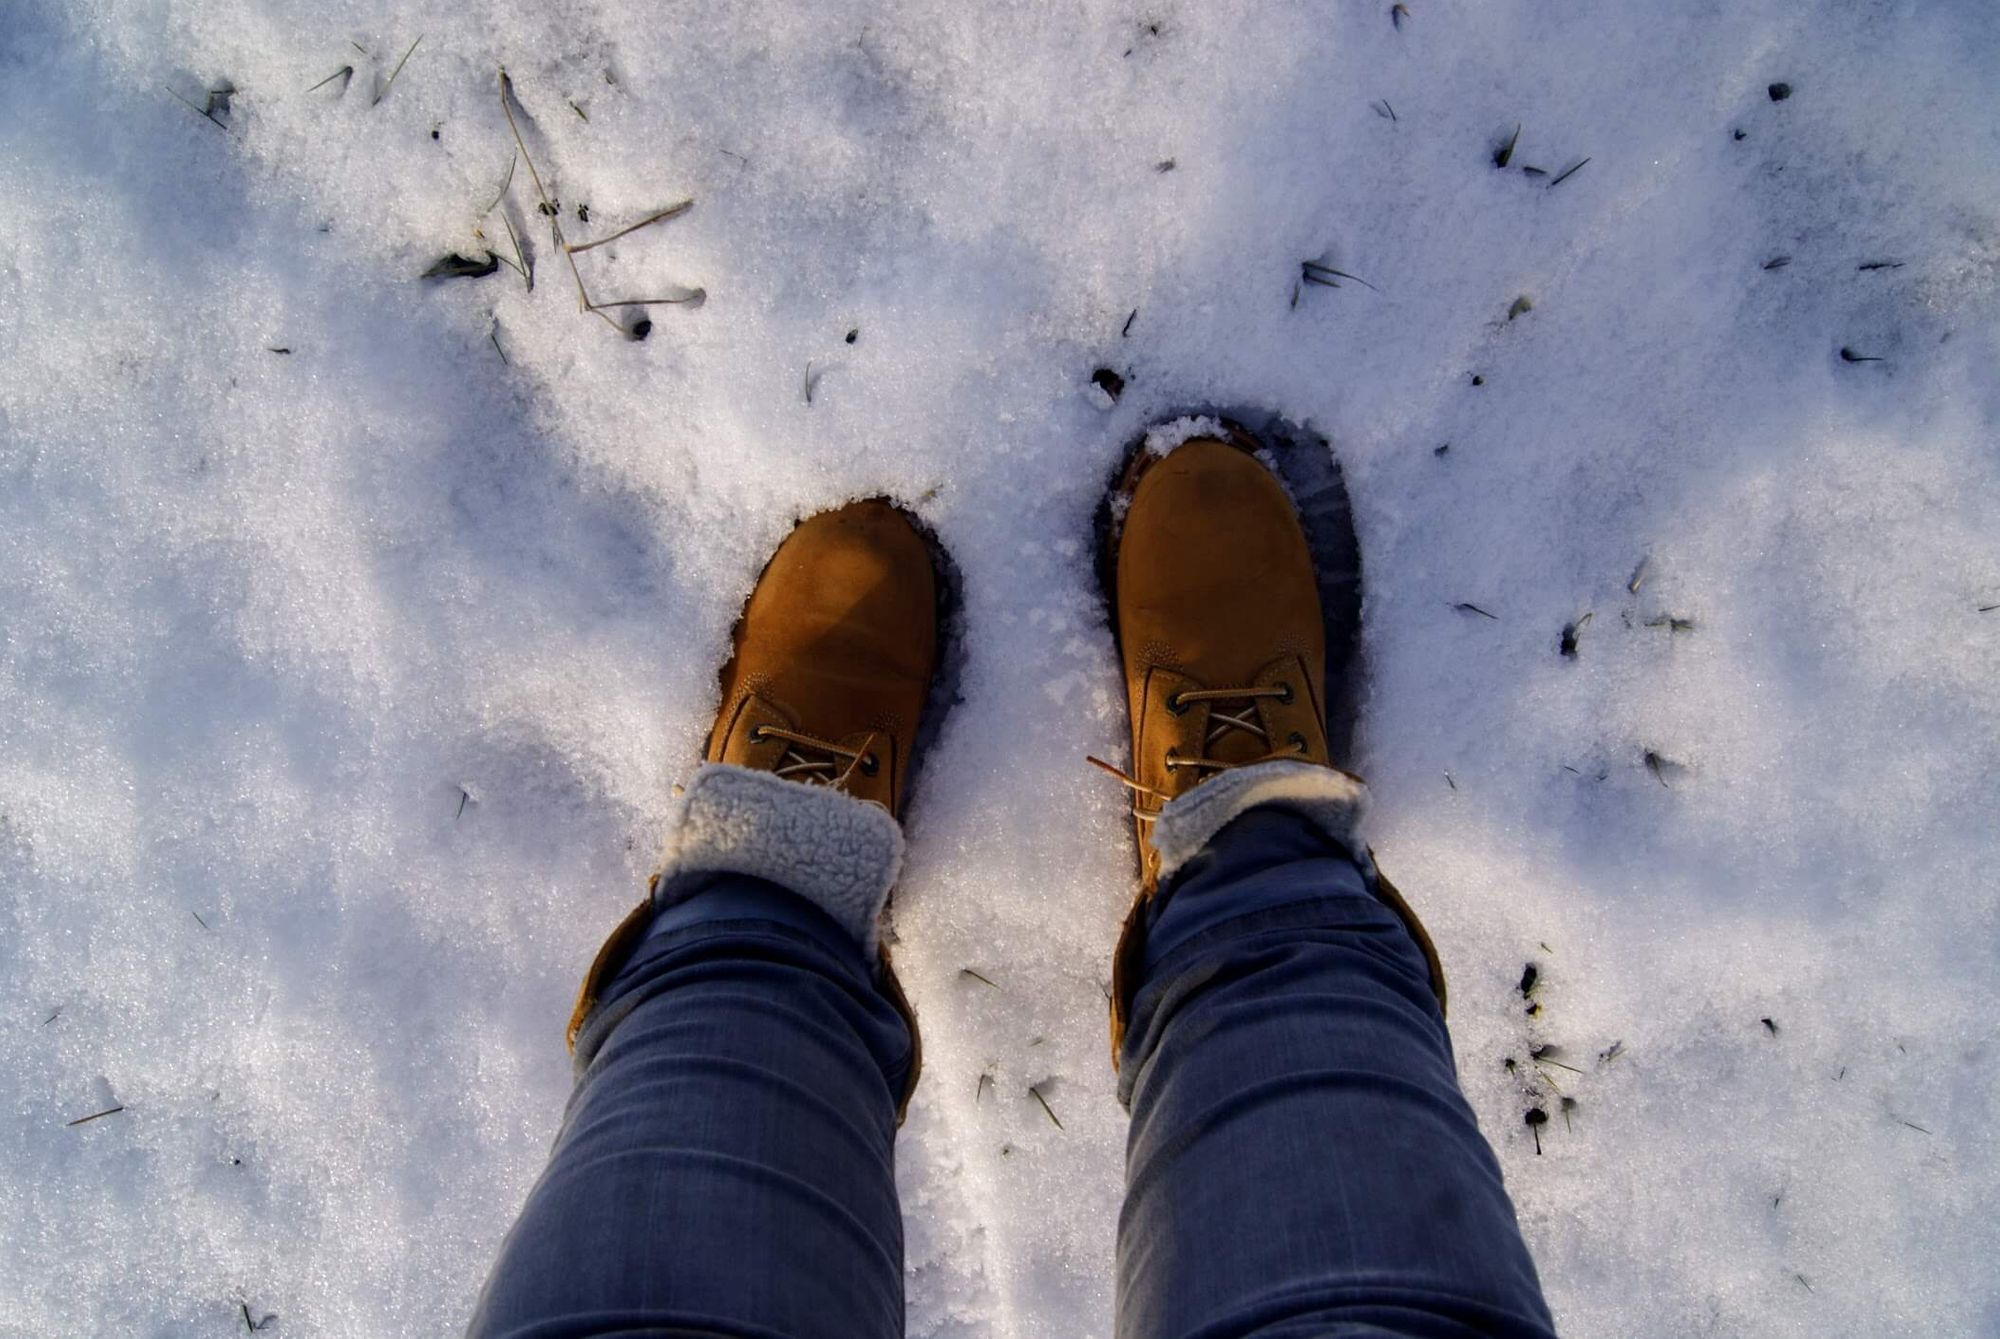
<box><xmin>706</xmin><ymin>499</ymin><xmax>938</xmax><ymax>813</ymax></box>
<box><xmin>570</xmin><ymin>500</ymin><xmax>939</xmax><ymax>1118</ymax></box>
<box><xmin>1099</xmin><ymin>426</ymin><xmax>1444</xmax><ymax>1061</ymax></box>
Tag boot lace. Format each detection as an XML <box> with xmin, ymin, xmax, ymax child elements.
<box><xmin>1087</xmin><ymin>682</ymin><xmax>1306</xmax><ymax>819</ymax></box>
<box><xmin>750</xmin><ymin>724</ymin><xmax>880</xmax><ymax>789</ymax></box>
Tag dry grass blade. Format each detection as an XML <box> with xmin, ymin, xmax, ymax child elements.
<box><xmin>1029</xmin><ymin>1085</ymin><xmax>1064</xmax><ymax>1129</ymax></box>
<box><xmin>565</xmin><ymin>201</ymin><xmax>694</xmax><ymax>254</ymax></box>
<box><xmin>373</xmin><ymin>35</ymin><xmax>424</xmax><ymax>107</ymax></box>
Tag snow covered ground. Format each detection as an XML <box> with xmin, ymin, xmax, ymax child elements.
<box><xmin>4</xmin><ymin>0</ymin><xmax>1998</xmax><ymax>1334</ymax></box>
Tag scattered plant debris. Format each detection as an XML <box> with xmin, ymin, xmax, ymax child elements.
<box><xmin>1733</xmin><ymin>128</ymin><xmax>1748</xmax><ymax>141</ymax></box>
<box><xmin>266</xmin><ymin>346</ymin><xmax>291</xmax><ymax>355</ymax></box>
<box><xmin>1433</xmin><ymin>442</ymin><xmax>1450</xmax><ymax>457</ymax></box>
<box><xmin>1091</xmin><ymin>367</ymin><xmax>1126</xmax><ymax>402</ymax></box>
<box><xmin>66</xmin><ymin>1106</ymin><xmax>125</xmax><ymax>1128</ymax></box>
<box><xmin>168</xmin><ymin>80</ymin><xmax>235</xmax><ymax>130</ymax></box>
<box><xmin>1548</xmin><ymin>158</ymin><xmax>1590</xmax><ymax>189</ymax></box>
<box><xmin>1645</xmin><ymin>615</ymin><xmax>1695</xmax><ymax>633</ymax></box>
<box><xmin>1524</xmin><ymin>1106</ymin><xmax>1548</xmax><ymax>1153</ymax></box>
<box><xmin>1628</xmin><ymin>555</ymin><xmax>1650</xmax><ymax>593</ymax></box>
<box><xmin>1372</xmin><ymin>100</ymin><xmax>1397</xmax><ymax>121</ymax></box>
<box><xmin>1300</xmin><ymin>260</ymin><xmax>1380</xmax><ymax>292</ymax></box>
<box><xmin>976</xmin><ymin>1072</ymin><xmax>993</xmax><ymax>1103</ymax></box>
<box><xmin>1599</xmin><ymin>1040</ymin><xmax>1626</xmax><ymax>1064</ymax></box>
<box><xmin>1519</xmin><ymin>963</ymin><xmax>1540</xmax><ymax>999</ymax></box>
<box><xmin>1493</xmin><ymin>124</ymin><xmax>1520</xmax><ymax>169</ymax></box>
<box><xmin>1762</xmin><ymin>1017</ymin><xmax>1779</xmax><ymax>1035</ymax></box>
<box><xmin>307</xmin><ymin>65</ymin><xmax>353</xmax><ymax>96</ymax></box>
<box><xmin>804</xmin><ymin>361</ymin><xmax>822</xmax><ymax>404</ymax></box>
<box><xmin>1508</xmin><ymin>295</ymin><xmax>1533</xmax><ymax>320</ymax></box>
<box><xmin>846</xmin><ymin>327</ymin><xmax>860</xmax><ymax>344</ymax></box>
<box><xmin>1453</xmin><ymin>602</ymin><xmax>1499</xmax><ymax>619</ymax></box>
<box><xmin>1444</xmin><ymin>771</ymin><xmax>1456</xmax><ymax>790</ymax></box>
<box><xmin>1763</xmin><ymin>256</ymin><xmax>1791</xmax><ymax>270</ymax></box>
<box><xmin>237</xmin><ymin>1300</ymin><xmax>278</xmax><ymax>1332</ymax></box>
<box><xmin>1839</xmin><ymin>347</ymin><xmax>1884</xmax><ymax>363</ymax></box>
<box><xmin>1768</xmin><ymin>82</ymin><xmax>1793</xmax><ymax>102</ymax></box>
<box><xmin>422</xmin><ymin>252</ymin><xmax>499</xmax><ymax>280</ymax></box>
<box><xmin>1471</xmin><ymin>373</ymin><xmax>1485</xmax><ymax>386</ymax></box>
<box><xmin>1391</xmin><ymin>3</ymin><xmax>1409</xmax><ymax>30</ymax></box>
<box><xmin>374</xmin><ymin>35</ymin><xmax>424</xmax><ymax>107</ymax></box>
<box><xmin>1155</xmin><ymin>158</ymin><xmax>1176</xmax><ymax>172</ymax></box>
<box><xmin>1858</xmin><ymin>260</ymin><xmax>1904</xmax><ymax>272</ymax></box>
<box><xmin>960</xmin><ymin>968</ymin><xmax>999</xmax><ymax>989</ymax></box>
<box><xmin>1560</xmin><ymin>1096</ymin><xmax>1579</xmax><ymax>1131</ymax></box>
<box><xmin>570</xmin><ymin>100</ymin><xmax>589</xmax><ymax>121</ymax></box>
<box><xmin>1029</xmin><ymin>1084</ymin><xmax>1064</xmax><ymax>1129</ymax></box>
<box><xmin>191</xmin><ymin>910</ymin><xmax>211</xmax><ymax>930</ymax></box>
<box><xmin>1120</xmin><ymin>309</ymin><xmax>1137</xmax><ymax>337</ymax></box>
<box><xmin>1643</xmin><ymin>749</ymin><xmax>1680</xmax><ymax>786</ymax></box>
<box><xmin>1559</xmin><ymin>612</ymin><xmax>1592</xmax><ymax>657</ymax></box>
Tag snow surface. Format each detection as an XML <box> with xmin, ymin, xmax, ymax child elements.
<box><xmin>4</xmin><ymin>1</ymin><xmax>1999</xmax><ymax>1335</ymax></box>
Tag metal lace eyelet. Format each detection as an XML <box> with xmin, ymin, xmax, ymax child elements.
<box><xmin>1288</xmin><ymin>732</ymin><xmax>1308</xmax><ymax>753</ymax></box>
<box><xmin>1166</xmin><ymin>693</ymin><xmax>1188</xmax><ymax>716</ymax></box>
<box><xmin>749</xmin><ymin>726</ymin><xmax>770</xmax><ymax>743</ymax></box>
<box><xmin>1275</xmin><ymin>682</ymin><xmax>1294</xmax><ymax>704</ymax></box>
<box><xmin>859</xmin><ymin>753</ymin><xmax>880</xmax><ymax>776</ymax></box>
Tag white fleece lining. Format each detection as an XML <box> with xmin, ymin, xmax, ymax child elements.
<box><xmin>652</xmin><ymin>763</ymin><xmax>904</xmax><ymax>956</ymax></box>
<box><xmin>1149</xmin><ymin>759</ymin><xmax>1370</xmax><ymax>886</ymax></box>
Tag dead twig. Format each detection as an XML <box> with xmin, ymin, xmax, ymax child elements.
<box><xmin>1029</xmin><ymin>1085</ymin><xmax>1064</xmax><ymax>1130</ymax></box>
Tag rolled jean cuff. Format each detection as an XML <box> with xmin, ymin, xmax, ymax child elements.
<box><xmin>1148</xmin><ymin>758</ymin><xmax>1371</xmax><ymax>888</ymax></box>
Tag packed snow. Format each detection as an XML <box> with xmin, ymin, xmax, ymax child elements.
<box><xmin>4</xmin><ymin>0</ymin><xmax>1998</xmax><ymax>1335</ymax></box>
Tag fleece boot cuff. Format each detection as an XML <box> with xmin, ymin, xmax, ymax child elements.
<box><xmin>650</xmin><ymin>762</ymin><xmax>904</xmax><ymax>956</ymax></box>
<box><xmin>1149</xmin><ymin>758</ymin><xmax>1370</xmax><ymax>887</ymax></box>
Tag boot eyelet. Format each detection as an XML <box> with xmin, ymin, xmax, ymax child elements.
<box><xmin>1166</xmin><ymin>693</ymin><xmax>1188</xmax><ymax>716</ymax></box>
<box><xmin>859</xmin><ymin>753</ymin><xmax>880</xmax><ymax>776</ymax></box>
<box><xmin>1288</xmin><ymin>732</ymin><xmax>1308</xmax><ymax>753</ymax></box>
<box><xmin>749</xmin><ymin>726</ymin><xmax>770</xmax><ymax>743</ymax></box>
<box><xmin>1275</xmin><ymin>682</ymin><xmax>1294</xmax><ymax>704</ymax></box>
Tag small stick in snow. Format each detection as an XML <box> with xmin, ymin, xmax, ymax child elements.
<box><xmin>1628</xmin><ymin>556</ymin><xmax>1650</xmax><ymax>593</ymax></box>
<box><xmin>1840</xmin><ymin>347</ymin><xmax>1884</xmax><ymax>363</ymax></box>
<box><xmin>266</xmin><ymin>346</ymin><xmax>292</xmax><ymax>355</ymax></box>
<box><xmin>1762</xmin><ymin>1017</ymin><xmax>1779</xmax><ymax>1035</ymax></box>
<box><xmin>1444</xmin><ymin>771</ymin><xmax>1456</xmax><ymax>790</ymax></box>
<box><xmin>66</xmin><ymin>1106</ymin><xmax>125</xmax><ymax>1127</ymax></box>
<box><xmin>1493</xmin><ymin>124</ymin><xmax>1520</xmax><ymax>169</ymax></box>
<box><xmin>1858</xmin><ymin>260</ymin><xmax>1904</xmax><ymax>272</ymax></box>
<box><xmin>306</xmin><ymin>66</ymin><xmax>354</xmax><ymax>96</ymax></box>
<box><xmin>1029</xmin><ymin>1085</ymin><xmax>1064</xmax><ymax>1130</ymax></box>
<box><xmin>192</xmin><ymin>910</ymin><xmax>211</xmax><ymax>931</ymax></box>
<box><xmin>1524</xmin><ymin>1107</ymin><xmax>1547</xmax><ymax>1154</ymax></box>
<box><xmin>1452</xmin><ymin>602</ymin><xmax>1499</xmax><ymax>619</ymax></box>
<box><xmin>1121</xmin><ymin>309</ymin><xmax>1137</xmax><ymax>337</ymax></box>
<box><xmin>43</xmin><ymin>1007</ymin><xmax>61</xmax><ymax>1025</ymax></box>
<box><xmin>1794</xmin><ymin>1274</ymin><xmax>1813</xmax><ymax>1293</ymax></box>
<box><xmin>1508</xmin><ymin>295</ymin><xmax>1533</xmax><ymax>320</ymax></box>
<box><xmin>1896</xmin><ymin>1118</ymin><xmax>1932</xmax><ymax>1134</ymax></box>
<box><xmin>1391</xmin><ymin>4</ymin><xmax>1410</xmax><ymax>31</ymax></box>
<box><xmin>1645</xmin><ymin>615</ymin><xmax>1695</xmax><ymax>633</ymax></box>
<box><xmin>1547</xmin><ymin>158</ymin><xmax>1590</xmax><ymax>190</ymax></box>
<box><xmin>1560</xmin><ymin>1096</ymin><xmax>1578</xmax><ymax>1132</ymax></box>
<box><xmin>1643</xmin><ymin>750</ymin><xmax>1677</xmax><ymax>786</ymax></box>
<box><xmin>804</xmin><ymin>362</ymin><xmax>820</xmax><ymax>405</ymax></box>
<box><xmin>373</xmin><ymin>35</ymin><xmax>424</xmax><ymax>107</ymax></box>
<box><xmin>490</xmin><ymin>328</ymin><xmax>508</xmax><ymax>365</ymax></box>
<box><xmin>1979</xmin><ymin>604</ymin><xmax>1998</xmax><ymax>613</ymax></box>
<box><xmin>1763</xmin><ymin>256</ymin><xmax>1791</xmax><ymax>270</ymax></box>
<box><xmin>1373</xmin><ymin>100</ymin><xmax>1397</xmax><ymax>122</ymax></box>
<box><xmin>976</xmin><ymin>1073</ymin><xmax>993</xmax><ymax>1103</ymax></box>
<box><xmin>570</xmin><ymin>100</ymin><xmax>589</xmax><ymax>122</ymax></box>
<box><xmin>960</xmin><ymin>968</ymin><xmax>999</xmax><ymax>988</ymax></box>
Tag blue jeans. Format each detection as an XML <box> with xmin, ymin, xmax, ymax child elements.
<box><xmin>468</xmin><ymin>807</ymin><xmax>1554</xmax><ymax>1338</ymax></box>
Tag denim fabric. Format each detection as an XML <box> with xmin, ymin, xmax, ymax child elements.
<box><xmin>1118</xmin><ymin>807</ymin><xmax>1555</xmax><ymax>1339</ymax></box>
<box><xmin>469</xmin><ymin>809</ymin><xmax>1553</xmax><ymax>1339</ymax></box>
<box><xmin>467</xmin><ymin>872</ymin><xmax>913</xmax><ymax>1339</ymax></box>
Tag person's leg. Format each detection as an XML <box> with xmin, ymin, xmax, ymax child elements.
<box><xmin>470</xmin><ymin>500</ymin><xmax>942</xmax><ymax>1338</ymax></box>
<box><xmin>1095</xmin><ymin>427</ymin><xmax>1551</xmax><ymax>1338</ymax></box>
<box><xmin>1115</xmin><ymin>800</ymin><xmax>1555</xmax><ymax>1339</ymax></box>
<box><xmin>469</xmin><ymin>869</ymin><xmax>913</xmax><ymax>1339</ymax></box>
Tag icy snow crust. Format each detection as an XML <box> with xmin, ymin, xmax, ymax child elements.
<box><xmin>4</xmin><ymin>1</ymin><xmax>1999</xmax><ymax>1335</ymax></box>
